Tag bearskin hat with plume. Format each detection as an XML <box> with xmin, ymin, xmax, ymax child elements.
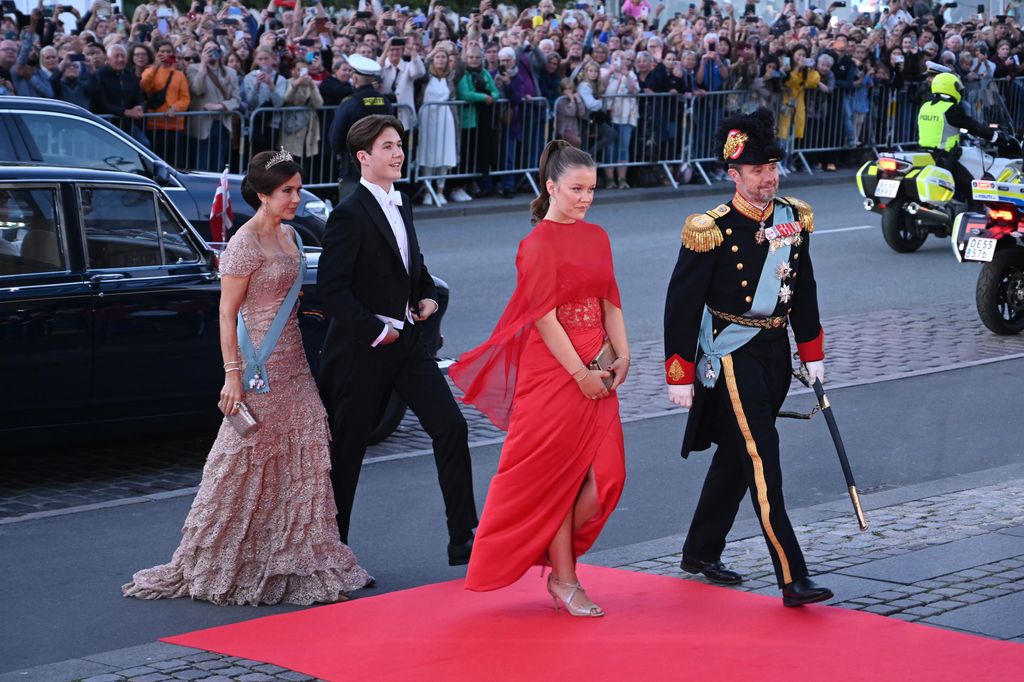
<box><xmin>713</xmin><ymin>108</ymin><xmax>786</xmax><ymax>165</ymax></box>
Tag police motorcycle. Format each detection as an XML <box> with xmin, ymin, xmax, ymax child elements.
<box><xmin>856</xmin><ymin>133</ymin><xmax>1021</xmax><ymax>254</ymax></box>
<box><xmin>951</xmin><ymin>142</ymin><xmax>1024</xmax><ymax>335</ymax></box>
<box><xmin>856</xmin><ymin>69</ymin><xmax>1020</xmax><ymax>253</ymax></box>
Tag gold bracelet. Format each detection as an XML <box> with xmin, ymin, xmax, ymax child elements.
<box><xmin>223</xmin><ymin>361</ymin><xmax>241</xmax><ymax>368</ymax></box>
<box><xmin>225</xmin><ymin>367</ymin><xmax>241</xmax><ymax>374</ymax></box>
<box><xmin>572</xmin><ymin>366</ymin><xmax>589</xmax><ymax>382</ymax></box>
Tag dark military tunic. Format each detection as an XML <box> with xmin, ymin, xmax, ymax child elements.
<box><xmin>663</xmin><ymin>193</ymin><xmax>824</xmax><ymax>589</ymax></box>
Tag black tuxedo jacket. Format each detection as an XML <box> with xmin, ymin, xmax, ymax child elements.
<box><xmin>317</xmin><ymin>182</ymin><xmax>437</xmax><ymax>349</ymax></box>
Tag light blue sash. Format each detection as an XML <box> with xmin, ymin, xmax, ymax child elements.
<box><xmin>697</xmin><ymin>204</ymin><xmax>795</xmax><ymax>388</ymax></box>
<box><xmin>238</xmin><ymin>229</ymin><xmax>306</xmax><ymax>394</ymax></box>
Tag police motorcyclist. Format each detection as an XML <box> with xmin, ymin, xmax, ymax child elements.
<box><xmin>917</xmin><ymin>72</ymin><xmax>1000</xmax><ymax>202</ymax></box>
<box><xmin>328</xmin><ymin>54</ymin><xmax>396</xmax><ymax>186</ymax></box>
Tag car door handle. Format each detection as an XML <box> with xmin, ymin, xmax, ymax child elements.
<box><xmin>89</xmin><ymin>273</ymin><xmax>127</xmax><ymax>283</ymax></box>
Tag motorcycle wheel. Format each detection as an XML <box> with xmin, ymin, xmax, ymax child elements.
<box><xmin>367</xmin><ymin>391</ymin><xmax>408</xmax><ymax>445</ymax></box>
<box><xmin>881</xmin><ymin>202</ymin><xmax>928</xmax><ymax>253</ymax></box>
<box><xmin>976</xmin><ymin>249</ymin><xmax>1024</xmax><ymax>335</ymax></box>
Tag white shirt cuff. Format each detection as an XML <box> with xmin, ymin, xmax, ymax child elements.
<box><xmin>371</xmin><ymin>322</ymin><xmax>390</xmax><ymax>348</ymax></box>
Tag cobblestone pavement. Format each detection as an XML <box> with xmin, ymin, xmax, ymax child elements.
<box><xmin>615</xmin><ymin>478</ymin><xmax>1024</xmax><ymax>641</ymax></box>
<box><xmin>2</xmin><ymin>303</ymin><xmax>1023</xmax><ymax>521</ymax></box>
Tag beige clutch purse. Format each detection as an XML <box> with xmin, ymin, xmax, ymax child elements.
<box><xmin>588</xmin><ymin>339</ymin><xmax>618</xmax><ymax>390</ymax></box>
<box><xmin>227</xmin><ymin>401</ymin><xmax>259</xmax><ymax>437</ymax></box>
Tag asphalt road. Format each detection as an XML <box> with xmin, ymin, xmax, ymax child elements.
<box><xmin>417</xmin><ymin>185</ymin><xmax>980</xmax><ymax>355</ymax></box>
<box><xmin>1</xmin><ymin>187</ymin><xmax>1018</xmax><ymax>672</ymax></box>
<box><xmin>2</xmin><ymin>359</ymin><xmax>1022</xmax><ymax>672</ymax></box>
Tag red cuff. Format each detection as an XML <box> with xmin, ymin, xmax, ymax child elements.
<box><xmin>797</xmin><ymin>328</ymin><xmax>825</xmax><ymax>363</ymax></box>
<box><xmin>665</xmin><ymin>354</ymin><xmax>695</xmax><ymax>385</ymax></box>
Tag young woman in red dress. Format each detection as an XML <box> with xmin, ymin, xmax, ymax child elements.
<box><xmin>450</xmin><ymin>141</ymin><xmax>630</xmax><ymax>617</ymax></box>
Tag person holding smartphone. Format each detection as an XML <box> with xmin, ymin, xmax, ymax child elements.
<box><xmin>243</xmin><ymin>47</ymin><xmax>287</xmax><ymax>154</ymax></box>
<box><xmin>141</xmin><ymin>40</ymin><xmax>191</xmax><ymax>167</ymax></box>
<box><xmin>379</xmin><ymin>36</ymin><xmax>425</xmax><ymax>132</ymax></box>
<box><xmin>280</xmin><ymin>58</ymin><xmax>325</xmax><ymax>179</ymax></box>
<box><xmin>52</xmin><ymin>55</ymin><xmax>91</xmax><ymax>109</ymax></box>
<box><xmin>186</xmin><ymin>39</ymin><xmax>241</xmax><ymax>172</ymax></box>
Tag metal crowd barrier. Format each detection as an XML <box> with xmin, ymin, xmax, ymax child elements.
<box><xmin>247</xmin><ymin>103</ymin><xmax>416</xmax><ymax>191</ymax></box>
<box><xmin>96</xmin><ymin>81</ymin><xmax>1019</xmax><ymax>196</ymax></box>
<box><xmin>412</xmin><ymin>97</ymin><xmax>549</xmax><ymax>203</ymax></box>
<box><xmin>559</xmin><ymin>92</ymin><xmax>691</xmax><ymax>188</ymax></box>
<box><xmin>993</xmin><ymin>77</ymin><xmax>1024</xmax><ymax>130</ymax></box>
<box><xmin>684</xmin><ymin>89</ymin><xmax>762</xmax><ymax>184</ymax></box>
<box><xmin>101</xmin><ymin>110</ymin><xmax>246</xmax><ymax>174</ymax></box>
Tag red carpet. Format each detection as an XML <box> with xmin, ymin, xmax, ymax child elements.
<box><xmin>164</xmin><ymin>565</ymin><xmax>1024</xmax><ymax>681</ymax></box>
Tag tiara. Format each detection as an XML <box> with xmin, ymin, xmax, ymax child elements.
<box><xmin>264</xmin><ymin>148</ymin><xmax>293</xmax><ymax>170</ymax></box>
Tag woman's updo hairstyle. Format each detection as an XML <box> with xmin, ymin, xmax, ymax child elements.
<box><xmin>241</xmin><ymin>149</ymin><xmax>304</xmax><ymax>210</ymax></box>
<box><xmin>530</xmin><ymin>140</ymin><xmax>596</xmax><ymax>225</ymax></box>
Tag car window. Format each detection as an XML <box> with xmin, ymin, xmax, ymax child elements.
<box><xmin>21</xmin><ymin>113</ymin><xmax>146</xmax><ymax>175</ymax></box>
<box><xmin>0</xmin><ymin>187</ymin><xmax>65</xmax><ymax>277</ymax></box>
<box><xmin>82</xmin><ymin>187</ymin><xmax>163</xmax><ymax>269</ymax></box>
<box><xmin>158</xmin><ymin>201</ymin><xmax>201</xmax><ymax>265</ymax></box>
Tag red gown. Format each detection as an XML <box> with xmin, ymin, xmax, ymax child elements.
<box><xmin>450</xmin><ymin>219</ymin><xmax>626</xmax><ymax>592</ymax></box>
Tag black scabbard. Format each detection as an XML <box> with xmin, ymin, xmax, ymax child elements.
<box><xmin>812</xmin><ymin>378</ymin><xmax>868</xmax><ymax>531</ymax></box>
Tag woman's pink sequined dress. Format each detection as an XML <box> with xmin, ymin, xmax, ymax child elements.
<box><xmin>122</xmin><ymin>229</ymin><xmax>371</xmax><ymax>606</ymax></box>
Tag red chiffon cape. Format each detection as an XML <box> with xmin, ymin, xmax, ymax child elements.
<box><xmin>450</xmin><ymin>219</ymin><xmax>622</xmax><ymax>430</ymax></box>
<box><xmin>450</xmin><ymin>219</ymin><xmax>627</xmax><ymax>592</ymax></box>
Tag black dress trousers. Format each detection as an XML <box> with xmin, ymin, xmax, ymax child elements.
<box><xmin>320</xmin><ymin>324</ymin><xmax>478</xmax><ymax>546</ymax></box>
<box><xmin>682</xmin><ymin>328</ymin><xmax>808</xmax><ymax>588</ymax></box>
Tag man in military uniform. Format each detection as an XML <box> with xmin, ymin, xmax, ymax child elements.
<box><xmin>663</xmin><ymin>109</ymin><xmax>833</xmax><ymax>607</ymax></box>
<box><xmin>328</xmin><ymin>54</ymin><xmax>396</xmax><ymax>187</ymax></box>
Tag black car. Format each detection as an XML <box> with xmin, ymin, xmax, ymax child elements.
<box><xmin>0</xmin><ymin>97</ymin><xmax>330</xmax><ymax>245</ymax></box>
<box><xmin>0</xmin><ymin>166</ymin><xmax>446</xmax><ymax>447</ymax></box>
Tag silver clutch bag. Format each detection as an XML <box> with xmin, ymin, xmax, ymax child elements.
<box><xmin>227</xmin><ymin>401</ymin><xmax>259</xmax><ymax>437</ymax></box>
<box><xmin>588</xmin><ymin>339</ymin><xmax>618</xmax><ymax>390</ymax></box>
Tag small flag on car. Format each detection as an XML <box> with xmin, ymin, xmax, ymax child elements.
<box><xmin>210</xmin><ymin>167</ymin><xmax>232</xmax><ymax>243</ymax></box>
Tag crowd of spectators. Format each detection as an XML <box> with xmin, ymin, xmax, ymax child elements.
<box><xmin>2</xmin><ymin>0</ymin><xmax>1023</xmax><ymax>196</ymax></box>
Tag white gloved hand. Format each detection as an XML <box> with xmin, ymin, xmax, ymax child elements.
<box><xmin>805</xmin><ymin>360</ymin><xmax>825</xmax><ymax>385</ymax></box>
<box><xmin>668</xmin><ymin>384</ymin><xmax>694</xmax><ymax>408</ymax></box>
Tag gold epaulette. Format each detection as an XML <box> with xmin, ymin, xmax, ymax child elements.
<box><xmin>681</xmin><ymin>211</ymin><xmax>725</xmax><ymax>253</ymax></box>
<box><xmin>780</xmin><ymin>196</ymin><xmax>814</xmax><ymax>233</ymax></box>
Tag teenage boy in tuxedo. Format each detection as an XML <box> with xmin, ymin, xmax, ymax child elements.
<box><xmin>317</xmin><ymin>114</ymin><xmax>478</xmax><ymax>566</ymax></box>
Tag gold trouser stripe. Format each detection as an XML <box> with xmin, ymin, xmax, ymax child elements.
<box><xmin>722</xmin><ymin>355</ymin><xmax>792</xmax><ymax>585</ymax></box>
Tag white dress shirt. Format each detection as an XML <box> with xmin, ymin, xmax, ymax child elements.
<box><xmin>360</xmin><ymin>177</ymin><xmax>429</xmax><ymax>348</ymax></box>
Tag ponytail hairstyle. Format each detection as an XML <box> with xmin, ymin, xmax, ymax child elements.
<box><xmin>530</xmin><ymin>140</ymin><xmax>596</xmax><ymax>225</ymax></box>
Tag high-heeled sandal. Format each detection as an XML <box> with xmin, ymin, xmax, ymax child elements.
<box><xmin>546</xmin><ymin>574</ymin><xmax>604</xmax><ymax>617</ymax></box>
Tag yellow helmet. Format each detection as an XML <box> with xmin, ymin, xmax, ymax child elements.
<box><xmin>932</xmin><ymin>72</ymin><xmax>964</xmax><ymax>103</ymax></box>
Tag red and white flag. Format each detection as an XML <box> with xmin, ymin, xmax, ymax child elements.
<box><xmin>210</xmin><ymin>168</ymin><xmax>233</xmax><ymax>243</ymax></box>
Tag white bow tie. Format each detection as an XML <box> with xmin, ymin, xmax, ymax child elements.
<box><xmin>384</xmin><ymin>189</ymin><xmax>403</xmax><ymax>208</ymax></box>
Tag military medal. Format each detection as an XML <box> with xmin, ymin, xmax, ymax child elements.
<box><xmin>704</xmin><ymin>359</ymin><xmax>715</xmax><ymax>381</ymax></box>
<box><xmin>775</xmin><ymin>262</ymin><xmax>792</xmax><ymax>280</ymax></box>
<box><xmin>778</xmin><ymin>283</ymin><xmax>793</xmax><ymax>304</ymax></box>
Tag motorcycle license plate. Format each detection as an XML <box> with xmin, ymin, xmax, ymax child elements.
<box><xmin>964</xmin><ymin>237</ymin><xmax>998</xmax><ymax>262</ymax></box>
<box><xmin>875</xmin><ymin>179</ymin><xmax>900</xmax><ymax>198</ymax></box>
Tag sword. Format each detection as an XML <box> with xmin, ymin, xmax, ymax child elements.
<box><xmin>789</xmin><ymin>368</ymin><xmax>869</xmax><ymax>531</ymax></box>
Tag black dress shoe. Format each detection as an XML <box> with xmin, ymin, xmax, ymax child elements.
<box><xmin>447</xmin><ymin>537</ymin><xmax>474</xmax><ymax>566</ymax></box>
<box><xmin>680</xmin><ymin>556</ymin><xmax>744</xmax><ymax>585</ymax></box>
<box><xmin>782</xmin><ymin>577</ymin><xmax>834</xmax><ymax>607</ymax></box>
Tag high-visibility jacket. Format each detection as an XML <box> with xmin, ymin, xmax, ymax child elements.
<box><xmin>917</xmin><ymin>94</ymin><xmax>994</xmax><ymax>152</ymax></box>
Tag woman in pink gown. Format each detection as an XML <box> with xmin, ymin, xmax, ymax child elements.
<box><xmin>450</xmin><ymin>141</ymin><xmax>630</xmax><ymax>616</ymax></box>
<box><xmin>122</xmin><ymin>151</ymin><xmax>371</xmax><ymax>606</ymax></box>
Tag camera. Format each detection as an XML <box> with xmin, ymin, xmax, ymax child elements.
<box><xmin>209</xmin><ymin>48</ymin><xmax>222</xmax><ymax>60</ymax></box>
